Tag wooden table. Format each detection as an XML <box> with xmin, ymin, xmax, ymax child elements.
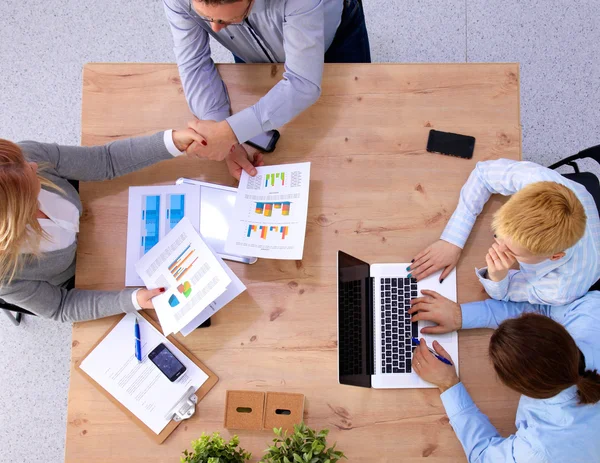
<box><xmin>66</xmin><ymin>63</ymin><xmax>521</xmax><ymax>462</ymax></box>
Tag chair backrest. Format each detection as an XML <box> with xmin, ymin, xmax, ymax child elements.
<box><xmin>562</xmin><ymin>172</ymin><xmax>600</xmax><ymax>217</ymax></box>
<box><xmin>0</xmin><ymin>299</ymin><xmax>34</xmax><ymax>315</ymax></box>
<box><xmin>550</xmin><ymin>146</ymin><xmax>600</xmax><ymax>292</ymax></box>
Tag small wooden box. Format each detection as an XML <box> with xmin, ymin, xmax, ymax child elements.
<box><xmin>263</xmin><ymin>392</ymin><xmax>305</xmax><ymax>433</ymax></box>
<box><xmin>224</xmin><ymin>391</ymin><xmax>265</xmax><ymax>430</ymax></box>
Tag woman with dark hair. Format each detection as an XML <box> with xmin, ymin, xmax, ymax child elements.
<box><xmin>408</xmin><ymin>289</ymin><xmax>600</xmax><ymax>462</ymax></box>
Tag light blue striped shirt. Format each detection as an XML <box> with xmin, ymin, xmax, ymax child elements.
<box><xmin>441</xmin><ymin>159</ymin><xmax>600</xmax><ymax>305</ymax></box>
<box><xmin>440</xmin><ymin>294</ymin><xmax>600</xmax><ymax>463</ymax></box>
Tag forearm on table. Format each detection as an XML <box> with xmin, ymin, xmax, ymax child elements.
<box><xmin>477</xmin><ymin>267</ymin><xmax>574</xmax><ymax>306</ymax></box>
<box><xmin>2</xmin><ymin>281</ymin><xmax>138</xmax><ymax>322</ymax></box>
<box><xmin>227</xmin><ymin>0</ymin><xmax>325</xmax><ymax>143</ymax></box>
<box><xmin>27</xmin><ymin>132</ymin><xmax>174</xmax><ymax>182</ymax></box>
<box><xmin>461</xmin><ymin>298</ymin><xmax>549</xmax><ymax>329</ymax></box>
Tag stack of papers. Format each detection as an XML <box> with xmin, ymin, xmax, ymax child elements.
<box><xmin>124</xmin><ymin>162</ymin><xmax>311</xmax><ymax>335</ymax></box>
<box><xmin>135</xmin><ymin>217</ymin><xmax>245</xmax><ymax>335</ymax></box>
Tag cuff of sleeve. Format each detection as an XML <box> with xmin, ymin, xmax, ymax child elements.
<box><xmin>440</xmin><ymin>382</ymin><xmax>475</xmax><ymax>419</ymax></box>
<box><xmin>226</xmin><ymin>107</ymin><xmax>264</xmax><ymax>144</ymax></box>
<box><xmin>439</xmin><ymin>234</ymin><xmax>465</xmax><ymax>250</ymax></box>
<box><xmin>476</xmin><ymin>267</ymin><xmax>509</xmax><ymax>300</ymax></box>
<box><xmin>131</xmin><ymin>289</ymin><xmax>143</xmax><ymax>311</ymax></box>
<box><xmin>163</xmin><ymin>130</ymin><xmax>185</xmax><ymax>157</ymax></box>
<box><xmin>460</xmin><ymin>301</ymin><xmax>487</xmax><ymax>329</ymax></box>
<box><xmin>440</xmin><ymin>207</ymin><xmax>476</xmax><ymax>249</ymax></box>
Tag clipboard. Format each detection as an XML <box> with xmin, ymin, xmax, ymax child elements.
<box><xmin>76</xmin><ymin>311</ymin><xmax>218</xmax><ymax>444</ymax></box>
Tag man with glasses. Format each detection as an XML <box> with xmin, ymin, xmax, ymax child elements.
<box><xmin>163</xmin><ymin>0</ymin><xmax>370</xmax><ymax>173</ymax></box>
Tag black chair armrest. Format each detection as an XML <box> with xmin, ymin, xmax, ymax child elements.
<box><xmin>548</xmin><ymin>144</ymin><xmax>600</xmax><ymax>172</ymax></box>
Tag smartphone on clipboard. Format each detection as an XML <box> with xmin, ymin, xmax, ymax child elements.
<box><xmin>149</xmin><ymin>343</ymin><xmax>186</xmax><ymax>382</ymax></box>
<box><xmin>426</xmin><ymin>129</ymin><xmax>475</xmax><ymax>159</ymax></box>
<box><xmin>245</xmin><ymin>130</ymin><xmax>280</xmax><ymax>153</ymax></box>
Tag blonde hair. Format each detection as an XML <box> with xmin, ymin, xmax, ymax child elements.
<box><xmin>493</xmin><ymin>181</ymin><xmax>587</xmax><ymax>256</ymax></box>
<box><xmin>0</xmin><ymin>139</ymin><xmax>60</xmax><ymax>284</ymax></box>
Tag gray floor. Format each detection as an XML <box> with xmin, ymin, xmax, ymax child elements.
<box><xmin>0</xmin><ymin>1</ymin><xmax>598</xmax><ymax>462</ymax></box>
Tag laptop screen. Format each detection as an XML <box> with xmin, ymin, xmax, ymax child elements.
<box><xmin>338</xmin><ymin>251</ymin><xmax>372</xmax><ymax>388</ymax></box>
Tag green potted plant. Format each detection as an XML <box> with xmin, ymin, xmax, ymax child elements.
<box><xmin>181</xmin><ymin>432</ymin><xmax>251</xmax><ymax>463</ymax></box>
<box><xmin>260</xmin><ymin>424</ymin><xmax>346</xmax><ymax>463</ymax></box>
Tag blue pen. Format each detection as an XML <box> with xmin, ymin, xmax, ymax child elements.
<box><xmin>412</xmin><ymin>337</ymin><xmax>452</xmax><ymax>365</ymax></box>
<box><xmin>135</xmin><ymin>318</ymin><xmax>142</xmax><ymax>362</ymax></box>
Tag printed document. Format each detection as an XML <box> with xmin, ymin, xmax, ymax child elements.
<box><xmin>80</xmin><ymin>313</ymin><xmax>208</xmax><ymax>434</ymax></box>
<box><xmin>179</xmin><ymin>244</ymin><xmax>246</xmax><ymax>336</ymax></box>
<box><xmin>126</xmin><ymin>184</ymin><xmax>200</xmax><ymax>287</ymax></box>
<box><xmin>135</xmin><ymin>217</ymin><xmax>231</xmax><ymax>335</ymax></box>
<box><xmin>225</xmin><ymin>162</ymin><xmax>311</xmax><ymax>259</ymax></box>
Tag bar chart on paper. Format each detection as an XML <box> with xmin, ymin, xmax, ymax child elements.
<box><xmin>141</xmin><ymin>195</ymin><xmax>161</xmax><ymax>254</ymax></box>
<box><xmin>226</xmin><ymin>162</ymin><xmax>311</xmax><ymax>259</ymax></box>
<box><xmin>247</xmin><ymin>225</ymin><xmax>289</xmax><ymax>240</ymax></box>
<box><xmin>126</xmin><ymin>185</ymin><xmax>200</xmax><ymax>287</ymax></box>
<box><xmin>168</xmin><ymin>245</ymin><xmax>199</xmax><ymax>282</ymax></box>
<box><xmin>254</xmin><ymin>202</ymin><xmax>291</xmax><ymax>217</ymax></box>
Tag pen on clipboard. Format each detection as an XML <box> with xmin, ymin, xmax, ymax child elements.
<box><xmin>412</xmin><ymin>337</ymin><xmax>452</xmax><ymax>365</ymax></box>
<box><xmin>135</xmin><ymin>318</ymin><xmax>142</xmax><ymax>362</ymax></box>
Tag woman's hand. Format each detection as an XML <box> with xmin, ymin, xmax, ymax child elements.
<box><xmin>408</xmin><ymin>290</ymin><xmax>462</xmax><ymax>334</ymax></box>
<box><xmin>136</xmin><ymin>288</ymin><xmax>165</xmax><ymax>310</ymax></box>
<box><xmin>485</xmin><ymin>242</ymin><xmax>516</xmax><ymax>282</ymax></box>
<box><xmin>225</xmin><ymin>144</ymin><xmax>264</xmax><ymax>180</ymax></box>
<box><xmin>409</xmin><ymin>240</ymin><xmax>462</xmax><ymax>282</ymax></box>
<box><xmin>172</xmin><ymin>128</ymin><xmax>207</xmax><ymax>153</ymax></box>
<box><xmin>412</xmin><ymin>338</ymin><xmax>459</xmax><ymax>392</ymax></box>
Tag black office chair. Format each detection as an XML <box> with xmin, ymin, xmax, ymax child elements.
<box><xmin>548</xmin><ymin>143</ymin><xmax>600</xmax><ymax>291</ymax></box>
<box><xmin>1</xmin><ymin>180</ymin><xmax>80</xmax><ymax>326</ymax></box>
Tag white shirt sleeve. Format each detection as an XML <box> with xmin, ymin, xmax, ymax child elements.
<box><xmin>131</xmin><ymin>289</ymin><xmax>143</xmax><ymax>311</ymax></box>
<box><xmin>163</xmin><ymin>130</ymin><xmax>185</xmax><ymax>157</ymax></box>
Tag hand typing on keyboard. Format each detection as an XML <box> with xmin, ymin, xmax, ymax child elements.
<box><xmin>408</xmin><ymin>290</ymin><xmax>462</xmax><ymax>334</ymax></box>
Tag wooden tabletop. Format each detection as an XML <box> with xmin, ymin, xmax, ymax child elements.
<box><xmin>66</xmin><ymin>63</ymin><xmax>521</xmax><ymax>463</ymax></box>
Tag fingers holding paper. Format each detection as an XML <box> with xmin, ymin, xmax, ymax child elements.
<box><xmin>226</xmin><ymin>144</ymin><xmax>264</xmax><ymax>180</ymax></box>
<box><xmin>136</xmin><ymin>287</ymin><xmax>166</xmax><ymax>310</ymax></box>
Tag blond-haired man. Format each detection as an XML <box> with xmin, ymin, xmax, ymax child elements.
<box><xmin>408</xmin><ymin>159</ymin><xmax>600</xmax><ymax>305</ymax></box>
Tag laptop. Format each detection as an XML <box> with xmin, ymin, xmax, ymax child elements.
<box><xmin>337</xmin><ymin>251</ymin><xmax>459</xmax><ymax>389</ymax></box>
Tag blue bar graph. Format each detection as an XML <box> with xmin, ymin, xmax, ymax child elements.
<box><xmin>141</xmin><ymin>195</ymin><xmax>160</xmax><ymax>253</ymax></box>
<box><xmin>167</xmin><ymin>194</ymin><xmax>185</xmax><ymax>230</ymax></box>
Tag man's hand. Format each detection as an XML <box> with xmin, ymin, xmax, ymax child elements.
<box><xmin>186</xmin><ymin>119</ymin><xmax>238</xmax><ymax>161</ymax></box>
<box><xmin>408</xmin><ymin>290</ymin><xmax>462</xmax><ymax>334</ymax></box>
<box><xmin>412</xmin><ymin>338</ymin><xmax>459</xmax><ymax>393</ymax></box>
<box><xmin>226</xmin><ymin>144</ymin><xmax>265</xmax><ymax>180</ymax></box>
<box><xmin>136</xmin><ymin>288</ymin><xmax>165</xmax><ymax>310</ymax></box>
<box><xmin>409</xmin><ymin>240</ymin><xmax>462</xmax><ymax>282</ymax></box>
<box><xmin>172</xmin><ymin>128</ymin><xmax>207</xmax><ymax>152</ymax></box>
<box><xmin>485</xmin><ymin>242</ymin><xmax>516</xmax><ymax>282</ymax></box>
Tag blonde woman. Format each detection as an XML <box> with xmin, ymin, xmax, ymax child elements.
<box><xmin>0</xmin><ymin>129</ymin><xmax>262</xmax><ymax>322</ymax></box>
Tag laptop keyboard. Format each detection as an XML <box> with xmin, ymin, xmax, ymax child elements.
<box><xmin>339</xmin><ymin>280</ymin><xmax>363</xmax><ymax>375</ymax></box>
<box><xmin>380</xmin><ymin>277</ymin><xmax>418</xmax><ymax>374</ymax></box>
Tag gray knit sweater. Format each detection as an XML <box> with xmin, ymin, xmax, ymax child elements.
<box><xmin>1</xmin><ymin>132</ymin><xmax>173</xmax><ymax>322</ymax></box>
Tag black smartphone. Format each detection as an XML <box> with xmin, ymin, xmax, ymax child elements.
<box><xmin>245</xmin><ymin>130</ymin><xmax>280</xmax><ymax>153</ymax></box>
<box><xmin>148</xmin><ymin>343</ymin><xmax>186</xmax><ymax>382</ymax></box>
<box><xmin>426</xmin><ymin>129</ymin><xmax>475</xmax><ymax>159</ymax></box>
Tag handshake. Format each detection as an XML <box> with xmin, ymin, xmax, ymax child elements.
<box><xmin>172</xmin><ymin>119</ymin><xmax>264</xmax><ymax>180</ymax></box>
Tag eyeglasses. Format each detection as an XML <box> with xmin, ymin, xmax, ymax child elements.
<box><xmin>189</xmin><ymin>0</ymin><xmax>253</xmax><ymax>26</ymax></box>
